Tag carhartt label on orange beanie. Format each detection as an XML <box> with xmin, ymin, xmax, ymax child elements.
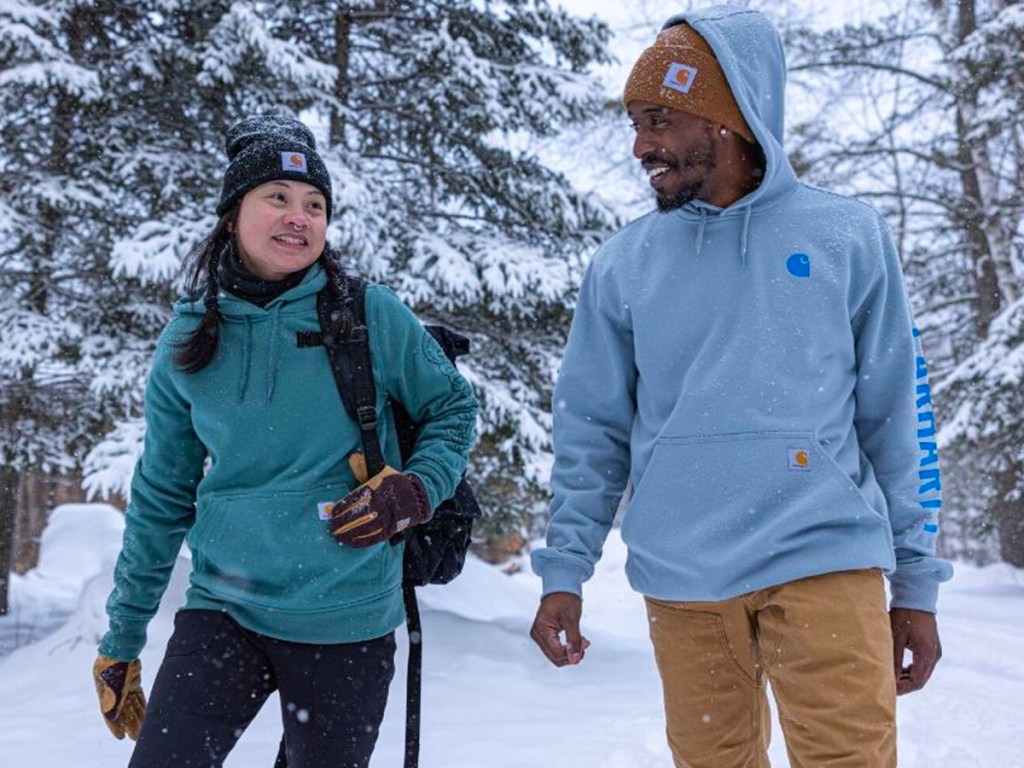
<box><xmin>623</xmin><ymin>23</ymin><xmax>755</xmax><ymax>144</ymax></box>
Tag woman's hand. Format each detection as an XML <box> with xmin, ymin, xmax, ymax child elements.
<box><xmin>93</xmin><ymin>656</ymin><xmax>147</xmax><ymax>740</ymax></box>
<box><xmin>329</xmin><ymin>455</ymin><xmax>432</xmax><ymax>547</ymax></box>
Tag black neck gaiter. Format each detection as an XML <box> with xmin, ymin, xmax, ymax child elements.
<box><xmin>219</xmin><ymin>242</ymin><xmax>313</xmax><ymax>308</ymax></box>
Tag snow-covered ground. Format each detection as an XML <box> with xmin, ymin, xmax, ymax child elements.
<box><xmin>1</xmin><ymin>504</ymin><xmax>1023</xmax><ymax>767</ymax></box>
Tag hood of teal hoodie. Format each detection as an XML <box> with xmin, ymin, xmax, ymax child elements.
<box><xmin>173</xmin><ymin>264</ymin><xmax>328</xmax><ymax>403</ymax></box>
<box><xmin>660</xmin><ymin>6</ymin><xmax>799</xmax><ymax>259</ymax></box>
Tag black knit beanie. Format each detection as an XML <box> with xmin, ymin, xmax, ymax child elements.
<box><xmin>217</xmin><ymin>114</ymin><xmax>333</xmax><ymax>220</ymax></box>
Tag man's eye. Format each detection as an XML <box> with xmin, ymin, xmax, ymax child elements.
<box><xmin>629</xmin><ymin>121</ymin><xmax>639</xmax><ymax>132</ymax></box>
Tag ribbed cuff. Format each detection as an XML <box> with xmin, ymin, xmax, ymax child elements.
<box><xmin>531</xmin><ymin>555</ymin><xmax>589</xmax><ymax>599</ymax></box>
<box><xmin>98</xmin><ymin>616</ymin><xmax>148</xmax><ymax>661</ymax></box>
<box><xmin>888</xmin><ymin>573</ymin><xmax>941</xmax><ymax>614</ymax></box>
<box><xmin>406</xmin><ymin>473</ymin><xmax>432</xmax><ymax>523</ymax></box>
<box><xmin>406</xmin><ymin>470</ymin><xmax>442</xmax><ymax>511</ymax></box>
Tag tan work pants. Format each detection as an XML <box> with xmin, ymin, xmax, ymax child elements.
<box><xmin>646</xmin><ymin>569</ymin><xmax>896</xmax><ymax>768</ymax></box>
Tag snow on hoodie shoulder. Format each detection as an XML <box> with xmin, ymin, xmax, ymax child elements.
<box><xmin>531</xmin><ymin>5</ymin><xmax>952</xmax><ymax>612</ymax></box>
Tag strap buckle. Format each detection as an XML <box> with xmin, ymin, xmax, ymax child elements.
<box><xmin>356</xmin><ymin>405</ymin><xmax>378</xmax><ymax>430</ymax></box>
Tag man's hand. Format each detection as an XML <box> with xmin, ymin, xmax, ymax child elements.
<box><xmin>890</xmin><ymin>607</ymin><xmax>942</xmax><ymax>695</ymax></box>
<box><xmin>93</xmin><ymin>656</ymin><xmax>147</xmax><ymax>740</ymax></box>
<box><xmin>530</xmin><ymin>592</ymin><xmax>591</xmax><ymax>667</ymax></box>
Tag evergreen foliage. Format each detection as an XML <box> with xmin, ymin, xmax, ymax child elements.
<box><xmin>0</xmin><ymin>1</ymin><xmax>616</xmax><ymax>543</ymax></box>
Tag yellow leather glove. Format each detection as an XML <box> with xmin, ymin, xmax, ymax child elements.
<box><xmin>93</xmin><ymin>656</ymin><xmax>147</xmax><ymax>741</ymax></box>
<box><xmin>328</xmin><ymin>453</ymin><xmax>431</xmax><ymax>547</ymax></box>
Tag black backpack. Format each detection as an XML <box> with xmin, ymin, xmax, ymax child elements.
<box><xmin>290</xmin><ymin>275</ymin><xmax>480</xmax><ymax>768</ymax></box>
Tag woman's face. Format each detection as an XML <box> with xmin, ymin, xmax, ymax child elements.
<box><xmin>235</xmin><ymin>180</ymin><xmax>328</xmax><ymax>281</ymax></box>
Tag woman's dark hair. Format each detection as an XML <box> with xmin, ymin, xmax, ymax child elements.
<box><xmin>174</xmin><ymin>207</ymin><xmax>350</xmax><ymax>373</ymax></box>
<box><xmin>318</xmin><ymin>244</ymin><xmax>351</xmax><ymax>307</ymax></box>
<box><xmin>174</xmin><ymin>208</ymin><xmax>237</xmax><ymax>373</ymax></box>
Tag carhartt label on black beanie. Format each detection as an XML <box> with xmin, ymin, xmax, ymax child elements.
<box><xmin>281</xmin><ymin>152</ymin><xmax>308</xmax><ymax>172</ymax></box>
<box><xmin>217</xmin><ymin>114</ymin><xmax>333</xmax><ymax>220</ymax></box>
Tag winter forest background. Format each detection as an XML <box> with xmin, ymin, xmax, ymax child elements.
<box><xmin>2</xmin><ymin>0</ymin><xmax>1024</xmax><ymax>616</ymax></box>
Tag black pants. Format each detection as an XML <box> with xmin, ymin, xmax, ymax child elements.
<box><xmin>129</xmin><ymin>609</ymin><xmax>395</xmax><ymax>768</ymax></box>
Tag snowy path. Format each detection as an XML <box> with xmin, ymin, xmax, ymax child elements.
<box><xmin>1</xmin><ymin>507</ymin><xmax>1022</xmax><ymax>767</ymax></box>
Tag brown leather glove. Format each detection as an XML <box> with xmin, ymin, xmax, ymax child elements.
<box><xmin>93</xmin><ymin>656</ymin><xmax>147</xmax><ymax>741</ymax></box>
<box><xmin>329</xmin><ymin>454</ymin><xmax>432</xmax><ymax>548</ymax></box>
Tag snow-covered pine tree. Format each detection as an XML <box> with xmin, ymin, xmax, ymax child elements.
<box><xmin>1</xmin><ymin>0</ymin><xmax>121</xmax><ymax>608</ymax></box>
<box><xmin>1</xmin><ymin>0</ymin><xmax>111</xmax><ymax>479</ymax></box>
<box><xmin>3</xmin><ymin>1</ymin><xmax>615</xmax><ymax>554</ymax></box>
<box><xmin>929</xmin><ymin>1</ymin><xmax>1024</xmax><ymax>566</ymax></box>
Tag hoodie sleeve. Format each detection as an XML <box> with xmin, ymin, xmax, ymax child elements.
<box><xmin>366</xmin><ymin>285</ymin><xmax>477</xmax><ymax>510</ymax></box>
<box><xmin>99</xmin><ymin>329</ymin><xmax>206</xmax><ymax>660</ymax></box>
<box><xmin>530</xmin><ymin>257</ymin><xmax>636</xmax><ymax>597</ymax></box>
<box><xmin>850</xmin><ymin>213</ymin><xmax>953</xmax><ymax>613</ymax></box>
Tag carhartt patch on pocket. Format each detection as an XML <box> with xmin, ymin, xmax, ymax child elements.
<box><xmin>788</xmin><ymin>448</ymin><xmax>811</xmax><ymax>471</ymax></box>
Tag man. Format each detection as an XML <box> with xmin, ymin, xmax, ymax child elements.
<box><xmin>530</xmin><ymin>6</ymin><xmax>953</xmax><ymax>767</ymax></box>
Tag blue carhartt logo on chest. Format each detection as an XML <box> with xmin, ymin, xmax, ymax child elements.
<box><xmin>786</xmin><ymin>253</ymin><xmax>811</xmax><ymax>278</ymax></box>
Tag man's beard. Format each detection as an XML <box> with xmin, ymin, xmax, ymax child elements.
<box><xmin>652</xmin><ymin>146</ymin><xmax>717</xmax><ymax>212</ymax></box>
<box><xmin>656</xmin><ymin>182</ymin><xmax>702</xmax><ymax>212</ymax></box>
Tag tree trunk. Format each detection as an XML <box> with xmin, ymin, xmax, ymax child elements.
<box><xmin>943</xmin><ymin>0</ymin><xmax>1005</xmax><ymax>339</ymax></box>
<box><xmin>993</xmin><ymin>464</ymin><xmax>1024</xmax><ymax>567</ymax></box>
<box><xmin>331</xmin><ymin>7</ymin><xmax>353</xmax><ymax>146</ymax></box>
<box><xmin>0</xmin><ymin>467</ymin><xmax>18</xmax><ymax>615</ymax></box>
<box><xmin>953</xmin><ymin>104</ymin><xmax>1003</xmax><ymax>339</ymax></box>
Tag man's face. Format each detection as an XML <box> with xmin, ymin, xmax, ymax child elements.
<box><xmin>628</xmin><ymin>101</ymin><xmax>719</xmax><ymax>212</ymax></box>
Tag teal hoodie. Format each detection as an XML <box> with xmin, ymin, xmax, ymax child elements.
<box><xmin>531</xmin><ymin>6</ymin><xmax>952</xmax><ymax>612</ymax></box>
<box><xmin>100</xmin><ymin>264</ymin><xmax>477</xmax><ymax>660</ymax></box>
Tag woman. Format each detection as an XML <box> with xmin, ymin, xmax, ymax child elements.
<box><xmin>92</xmin><ymin>115</ymin><xmax>478</xmax><ymax>768</ymax></box>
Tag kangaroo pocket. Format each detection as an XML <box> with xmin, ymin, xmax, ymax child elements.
<box><xmin>187</xmin><ymin>486</ymin><xmax>399</xmax><ymax>610</ymax></box>
<box><xmin>622</xmin><ymin>431</ymin><xmax>886</xmax><ymax>566</ymax></box>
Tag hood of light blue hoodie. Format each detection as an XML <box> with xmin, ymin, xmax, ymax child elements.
<box><xmin>659</xmin><ymin>6</ymin><xmax>798</xmax><ymax>230</ymax></box>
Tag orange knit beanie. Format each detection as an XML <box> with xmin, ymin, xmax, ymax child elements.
<box><xmin>623</xmin><ymin>23</ymin><xmax>754</xmax><ymax>144</ymax></box>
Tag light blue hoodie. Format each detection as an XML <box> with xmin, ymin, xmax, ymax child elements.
<box><xmin>531</xmin><ymin>6</ymin><xmax>952</xmax><ymax>613</ymax></box>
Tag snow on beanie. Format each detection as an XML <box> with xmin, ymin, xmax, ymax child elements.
<box><xmin>217</xmin><ymin>114</ymin><xmax>333</xmax><ymax>220</ymax></box>
<box><xmin>623</xmin><ymin>22</ymin><xmax>754</xmax><ymax>144</ymax></box>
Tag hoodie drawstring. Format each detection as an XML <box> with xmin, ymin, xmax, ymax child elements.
<box><xmin>740</xmin><ymin>205</ymin><xmax>752</xmax><ymax>266</ymax></box>
<box><xmin>266</xmin><ymin>304</ymin><xmax>283</xmax><ymax>403</ymax></box>
<box><xmin>693</xmin><ymin>206</ymin><xmax>750</xmax><ymax>264</ymax></box>
<box><xmin>236</xmin><ymin>306</ymin><xmax>284</xmax><ymax>403</ymax></box>
<box><xmin>695</xmin><ymin>208</ymin><xmax>708</xmax><ymax>256</ymax></box>
<box><xmin>238</xmin><ymin>316</ymin><xmax>253</xmax><ymax>402</ymax></box>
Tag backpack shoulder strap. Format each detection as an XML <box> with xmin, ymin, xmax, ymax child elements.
<box><xmin>316</xmin><ymin>276</ymin><xmax>386</xmax><ymax>477</ymax></box>
<box><xmin>316</xmin><ymin>276</ymin><xmax>460</xmax><ymax>768</ymax></box>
